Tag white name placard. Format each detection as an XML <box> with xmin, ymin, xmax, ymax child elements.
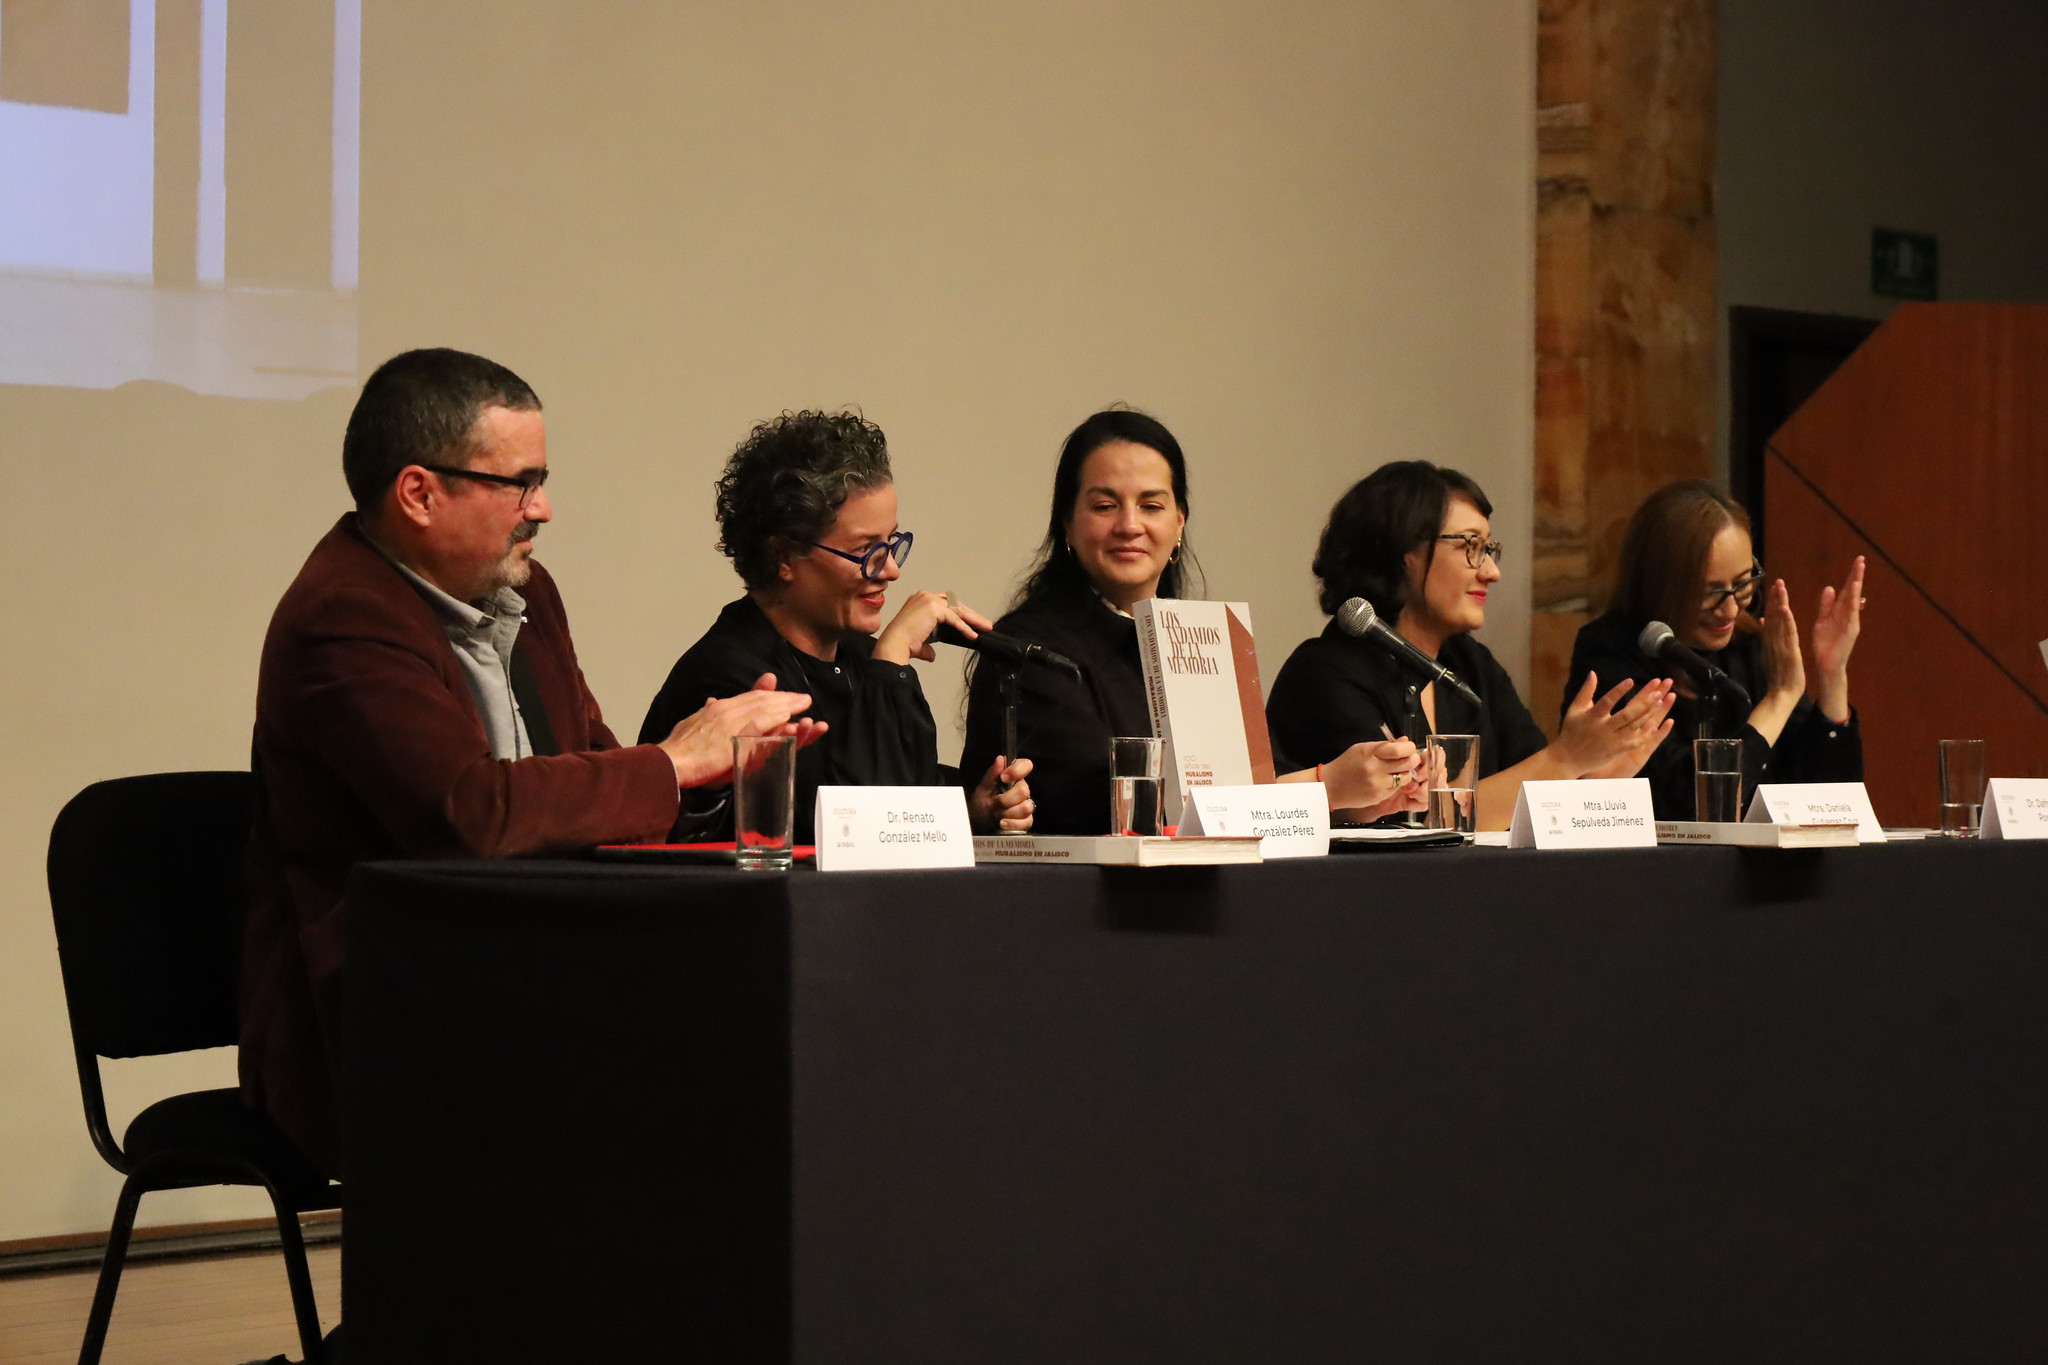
<box><xmin>1180</xmin><ymin>783</ymin><xmax>1330</xmax><ymax>858</ymax></box>
<box><xmin>1745</xmin><ymin>783</ymin><xmax>1884</xmax><ymax>843</ymax></box>
<box><xmin>1983</xmin><ymin>778</ymin><xmax>2048</xmax><ymax>840</ymax></box>
<box><xmin>1508</xmin><ymin>779</ymin><xmax>1656</xmax><ymax>849</ymax></box>
<box><xmin>813</xmin><ymin>786</ymin><xmax>975</xmax><ymax>872</ymax></box>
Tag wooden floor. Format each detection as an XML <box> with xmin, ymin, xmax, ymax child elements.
<box><xmin>0</xmin><ymin>1247</ymin><xmax>340</xmax><ymax>1365</ymax></box>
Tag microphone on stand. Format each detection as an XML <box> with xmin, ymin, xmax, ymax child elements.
<box><xmin>1636</xmin><ymin>621</ymin><xmax>1752</xmax><ymax>708</ymax></box>
<box><xmin>932</xmin><ymin>623</ymin><xmax>1083</xmax><ymax>680</ymax></box>
<box><xmin>1335</xmin><ymin>597</ymin><xmax>1483</xmax><ymax>708</ymax></box>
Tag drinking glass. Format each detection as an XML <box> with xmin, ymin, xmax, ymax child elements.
<box><xmin>733</xmin><ymin>735</ymin><xmax>798</xmax><ymax>869</ymax></box>
<box><xmin>1937</xmin><ymin>739</ymin><xmax>1986</xmax><ymax>837</ymax></box>
<box><xmin>1109</xmin><ymin>736</ymin><xmax>1163</xmax><ymax>836</ymax></box>
<box><xmin>1693</xmin><ymin>737</ymin><xmax>1743</xmax><ymax>822</ymax></box>
<box><xmin>1426</xmin><ymin>734</ymin><xmax>1480</xmax><ymax>838</ymax></box>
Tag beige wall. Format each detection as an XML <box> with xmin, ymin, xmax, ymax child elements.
<box><xmin>0</xmin><ymin>1</ymin><xmax>1534</xmax><ymax>1241</ymax></box>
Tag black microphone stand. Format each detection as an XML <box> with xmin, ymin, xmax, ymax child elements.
<box><xmin>1001</xmin><ymin>666</ymin><xmax>1021</xmax><ymax>775</ymax></box>
<box><xmin>1698</xmin><ymin>671</ymin><xmax>1723</xmax><ymax>743</ymax></box>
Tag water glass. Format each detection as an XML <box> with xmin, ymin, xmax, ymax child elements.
<box><xmin>1109</xmin><ymin>736</ymin><xmax>1163</xmax><ymax>836</ymax></box>
<box><xmin>1426</xmin><ymin>734</ymin><xmax>1481</xmax><ymax>838</ymax></box>
<box><xmin>1937</xmin><ymin>739</ymin><xmax>1986</xmax><ymax>837</ymax></box>
<box><xmin>733</xmin><ymin>734</ymin><xmax>798</xmax><ymax>869</ymax></box>
<box><xmin>1693</xmin><ymin>737</ymin><xmax>1743</xmax><ymax>822</ymax></box>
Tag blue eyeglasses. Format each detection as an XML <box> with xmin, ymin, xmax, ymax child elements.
<box><xmin>806</xmin><ymin>530</ymin><xmax>913</xmax><ymax>581</ymax></box>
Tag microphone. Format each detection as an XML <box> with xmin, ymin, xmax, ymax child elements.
<box><xmin>1636</xmin><ymin>621</ymin><xmax>1753</xmax><ymax>708</ymax></box>
<box><xmin>933</xmin><ymin>623</ymin><xmax>1083</xmax><ymax>679</ymax></box>
<box><xmin>1334</xmin><ymin>598</ymin><xmax>1483</xmax><ymax>707</ymax></box>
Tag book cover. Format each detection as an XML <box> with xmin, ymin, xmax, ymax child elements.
<box><xmin>1654</xmin><ymin>821</ymin><xmax>1858</xmax><ymax>848</ymax></box>
<box><xmin>1133</xmin><ymin>599</ymin><xmax>1278</xmax><ymax>824</ymax></box>
<box><xmin>972</xmin><ymin>834</ymin><xmax>1263</xmax><ymax>866</ymax></box>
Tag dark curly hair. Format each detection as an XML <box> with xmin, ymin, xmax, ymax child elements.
<box><xmin>1011</xmin><ymin>406</ymin><xmax>1202</xmax><ymax>612</ymax></box>
<box><xmin>715</xmin><ymin>410</ymin><xmax>893</xmax><ymax>590</ymax></box>
<box><xmin>1312</xmin><ymin>461</ymin><xmax>1492</xmax><ymax>619</ymax></box>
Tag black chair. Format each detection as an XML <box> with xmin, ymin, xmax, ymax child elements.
<box><xmin>47</xmin><ymin>771</ymin><xmax>340</xmax><ymax>1365</ymax></box>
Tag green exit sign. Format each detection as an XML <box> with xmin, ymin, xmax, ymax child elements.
<box><xmin>1872</xmin><ymin>228</ymin><xmax>1939</xmax><ymax>300</ymax></box>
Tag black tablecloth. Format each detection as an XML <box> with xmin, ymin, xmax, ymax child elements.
<box><xmin>344</xmin><ymin>842</ymin><xmax>2048</xmax><ymax>1363</ymax></box>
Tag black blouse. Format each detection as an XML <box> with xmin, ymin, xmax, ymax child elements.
<box><xmin>1265</xmin><ymin>624</ymin><xmax>1546</xmax><ymax>780</ymax></box>
<box><xmin>959</xmin><ymin>594</ymin><xmax>1152</xmax><ymax>837</ymax></box>
<box><xmin>1565</xmin><ymin>614</ymin><xmax>1861</xmax><ymax>820</ymax></box>
<box><xmin>638</xmin><ymin>597</ymin><xmax>937</xmax><ymax>843</ymax></box>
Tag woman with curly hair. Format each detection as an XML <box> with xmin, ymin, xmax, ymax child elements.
<box><xmin>1265</xmin><ymin>461</ymin><xmax>1675</xmax><ymax>831</ymax></box>
<box><xmin>1564</xmin><ymin>480</ymin><xmax>1864</xmax><ymax>819</ymax></box>
<box><xmin>961</xmin><ymin>409</ymin><xmax>1429</xmax><ymax>833</ymax></box>
<box><xmin>641</xmin><ymin>410</ymin><xmax>1032</xmax><ymax>840</ymax></box>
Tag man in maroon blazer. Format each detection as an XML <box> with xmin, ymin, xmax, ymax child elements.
<box><xmin>242</xmin><ymin>348</ymin><xmax>820</xmax><ymax>1179</ymax></box>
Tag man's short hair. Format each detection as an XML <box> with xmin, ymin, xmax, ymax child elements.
<box><xmin>342</xmin><ymin>349</ymin><xmax>541</xmax><ymax>512</ymax></box>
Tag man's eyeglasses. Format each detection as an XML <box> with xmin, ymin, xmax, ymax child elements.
<box><xmin>807</xmin><ymin>530</ymin><xmax>914</xmax><ymax>581</ymax></box>
<box><xmin>424</xmin><ymin>464</ymin><xmax>549</xmax><ymax>511</ymax></box>
<box><xmin>1436</xmin><ymin>532</ymin><xmax>1504</xmax><ymax>569</ymax></box>
<box><xmin>1703</xmin><ymin>561</ymin><xmax>1766</xmax><ymax>612</ymax></box>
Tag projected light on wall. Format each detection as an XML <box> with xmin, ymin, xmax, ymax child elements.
<box><xmin>0</xmin><ymin>0</ymin><xmax>359</xmax><ymax>399</ymax></box>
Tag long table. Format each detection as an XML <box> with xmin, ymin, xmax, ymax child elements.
<box><xmin>344</xmin><ymin>842</ymin><xmax>2048</xmax><ymax>1363</ymax></box>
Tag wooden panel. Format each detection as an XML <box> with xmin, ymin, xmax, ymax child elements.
<box><xmin>1584</xmin><ymin>202</ymin><xmax>1716</xmax><ymax>604</ymax></box>
<box><xmin>1531</xmin><ymin>0</ymin><xmax>1716</xmax><ymax>736</ymax></box>
<box><xmin>1767</xmin><ymin>303</ymin><xmax>2048</xmax><ymax>826</ymax></box>
<box><xmin>1586</xmin><ymin>0</ymin><xmax>1715</xmax><ymax>216</ymax></box>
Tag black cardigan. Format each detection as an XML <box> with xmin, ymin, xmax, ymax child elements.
<box><xmin>1564</xmin><ymin>613</ymin><xmax>1861</xmax><ymax>820</ymax></box>
<box><xmin>1265</xmin><ymin>624</ymin><xmax>1546</xmax><ymax>778</ymax></box>
<box><xmin>959</xmin><ymin>594</ymin><xmax>1152</xmax><ymax>837</ymax></box>
<box><xmin>639</xmin><ymin>596</ymin><xmax>937</xmax><ymax>842</ymax></box>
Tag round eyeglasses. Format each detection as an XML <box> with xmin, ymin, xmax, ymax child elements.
<box><xmin>424</xmin><ymin>463</ymin><xmax>549</xmax><ymax>511</ymax></box>
<box><xmin>1702</xmin><ymin>562</ymin><xmax>1766</xmax><ymax>612</ymax></box>
<box><xmin>1435</xmin><ymin>532</ymin><xmax>1504</xmax><ymax>569</ymax></box>
<box><xmin>806</xmin><ymin>530</ymin><xmax>914</xmax><ymax>581</ymax></box>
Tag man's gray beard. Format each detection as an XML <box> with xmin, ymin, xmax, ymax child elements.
<box><xmin>490</xmin><ymin>530</ymin><xmax>537</xmax><ymax>593</ymax></box>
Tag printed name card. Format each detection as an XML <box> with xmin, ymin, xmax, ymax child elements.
<box><xmin>813</xmin><ymin>786</ymin><xmax>975</xmax><ymax>872</ymax></box>
<box><xmin>1179</xmin><ymin>783</ymin><xmax>1330</xmax><ymax>858</ymax></box>
<box><xmin>1507</xmin><ymin>779</ymin><xmax>1656</xmax><ymax>850</ymax></box>
<box><xmin>1745</xmin><ymin>783</ymin><xmax>1883</xmax><ymax>842</ymax></box>
<box><xmin>1983</xmin><ymin>778</ymin><xmax>2048</xmax><ymax>840</ymax></box>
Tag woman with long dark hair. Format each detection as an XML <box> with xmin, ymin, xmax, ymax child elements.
<box><xmin>1266</xmin><ymin>461</ymin><xmax>1675</xmax><ymax>831</ymax></box>
<box><xmin>961</xmin><ymin>408</ymin><xmax>1424</xmax><ymax>833</ymax></box>
<box><xmin>1564</xmin><ymin>480</ymin><xmax>1865</xmax><ymax>819</ymax></box>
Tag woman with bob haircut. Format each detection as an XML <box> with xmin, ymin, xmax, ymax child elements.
<box><xmin>1266</xmin><ymin>460</ymin><xmax>1675</xmax><ymax>831</ymax></box>
<box><xmin>960</xmin><ymin>408</ymin><xmax>1428</xmax><ymax>834</ymax></box>
<box><xmin>1564</xmin><ymin>479</ymin><xmax>1864</xmax><ymax>819</ymax></box>
<box><xmin>641</xmin><ymin>409</ymin><xmax>1032</xmax><ymax>842</ymax></box>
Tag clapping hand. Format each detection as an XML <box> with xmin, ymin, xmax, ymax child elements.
<box><xmin>1810</xmin><ymin>555</ymin><xmax>1864</xmax><ymax>677</ymax></box>
<box><xmin>658</xmin><ymin>673</ymin><xmax>827</xmax><ymax>787</ymax></box>
<box><xmin>1758</xmin><ymin>578</ymin><xmax>1806</xmax><ymax>703</ymax></box>
<box><xmin>1808</xmin><ymin>555</ymin><xmax>1864</xmax><ymax>721</ymax></box>
<box><xmin>1556</xmin><ymin>673</ymin><xmax>1676</xmax><ymax>778</ymax></box>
